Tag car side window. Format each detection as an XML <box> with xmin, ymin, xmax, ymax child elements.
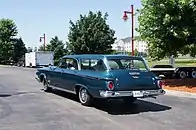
<box><xmin>80</xmin><ymin>59</ymin><xmax>106</xmax><ymax>71</ymax></box>
<box><xmin>107</xmin><ymin>60</ymin><xmax>120</xmax><ymax>70</ymax></box>
<box><xmin>59</xmin><ymin>58</ymin><xmax>78</xmax><ymax>70</ymax></box>
<box><xmin>59</xmin><ymin>58</ymin><xmax>67</xmax><ymax>69</ymax></box>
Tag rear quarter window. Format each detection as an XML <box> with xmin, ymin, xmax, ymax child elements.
<box><xmin>80</xmin><ymin>59</ymin><xmax>107</xmax><ymax>71</ymax></box>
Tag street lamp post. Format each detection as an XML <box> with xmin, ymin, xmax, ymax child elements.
<box><xmin>39</xmin><ymin>33</ymin><xmax>46</xmax><ymax>51</ymax></box>
<box><xmin>123</xmin><ymin>5</ymin><xmax>134</xmax><ymax>56</ymax></box>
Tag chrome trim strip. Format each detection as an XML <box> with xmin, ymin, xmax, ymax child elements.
<box><xmin>48</xmin><ymin>85</ymin><xmax>76</xmax><ymax>94</ymax></box>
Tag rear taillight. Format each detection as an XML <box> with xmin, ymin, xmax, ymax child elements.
<box><xmin>157</xmin><ymin>80</ymin><xmax>164</xmax><ymax>88</ymax></box>
<box><xmin>107</xmin><ymin>81</ymin><xmax>114</xmax><ymax>90</ymax></box>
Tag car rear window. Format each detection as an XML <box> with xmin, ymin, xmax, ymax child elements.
<box><xmin>107</xmin><ymin>58</ymin><xmax>148</xmax><ymax>71</ymax></box>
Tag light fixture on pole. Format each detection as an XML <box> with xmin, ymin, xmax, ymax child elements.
<box><xmin>39</xmin><ymin>33</ymin><xmax>46</xmax><ymax>51</ymax></box>
<box><xmin>123</xmin><ymin>5</ymin><xmax>134</xmax><ymax>56</ymax></box>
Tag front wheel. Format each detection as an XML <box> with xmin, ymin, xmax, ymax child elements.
<box><xmin>78</xmin><ymin>87</ymin><xmax>93</xmax><ymax>106</ymax></box>
<box><xmin>43</xmin><ymin>78</ymin><xmax>52</xmax><ymax>92</ymax></box>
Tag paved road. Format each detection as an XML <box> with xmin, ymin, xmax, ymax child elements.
<box><xmin>0</xmin><ymin>66</ymin><xmax>196</xmax><ymax>130</ymax></box>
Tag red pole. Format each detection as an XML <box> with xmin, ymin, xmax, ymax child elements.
<box><xmin>131</xmin><ymin>5</ymin><xmax>134</xmax><ymax>56</ymax></box>
<box><xmin>43</xmin><ymin>33</ymin><xmax>46</xmax><ymax>51</ymax></box>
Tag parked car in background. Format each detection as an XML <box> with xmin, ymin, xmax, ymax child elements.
<box><xmin>174</xmin><ymin>67</ymin><xmax>196</xmax><ymax>79</ymax></box>
<box><xmin>150</xmin><ymin>64</ymin><xmax>175</xmax><ymax>78</ymax></box>
<box><xmin>150</xmin><ymin>64</ymin><xmax>196</xmax><ymax>79</ymax></box>
<box><xmin>35</xmin><ymin>54</ymin><xmax>165</xmax><ymax>106</ymax></box>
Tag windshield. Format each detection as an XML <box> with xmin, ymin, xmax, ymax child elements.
<box><xmin>107</xmin><ymin>58</ymin><xmax>148</xmax><ymax>71</ymax></box>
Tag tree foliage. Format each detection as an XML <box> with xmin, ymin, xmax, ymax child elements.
<box><xmin>38</xmin><ymin>44</ymin><xmax>45</xmax><ymax>51</ymax></box>
<box><xmin>137</xmin><ymin>0</ymin><xmax>196</xmax><ymax>60</ymax></box>
<box><xmin>0</xmin><ymin>19</ymin><xmax>18</xmax><ymax>64</ymax></box>
<box><xmin>12</xmin><ymin>38</ymin><xmax>27</xmax><ymax>63</ymax></box>
<box><xmin>67</xmin><ymin>11</ymin><xmax>116</xmax><ymax>54</ymax></box>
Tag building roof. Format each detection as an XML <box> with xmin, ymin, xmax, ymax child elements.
<box><xmin>121</xmin><ymin>37</ymin><xmax>131</xmax><ymax>43</ymax></box>
<box><xmin>119</xmin><ymin>36</ymin><xmax>143</xmax><ymax>43</ymax></box>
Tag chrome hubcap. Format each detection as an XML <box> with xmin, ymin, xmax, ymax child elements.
<box><xmin>180</xmin><ymin>71</ymin><xmax>186</xmax><ymax>78</ymax></box>
<box><xmin>80</xmin><ymin>89</ymin><xmax>87</xmax><ymax>103</ymax></box>
<box><xmin>192</xmin><ymin>71</ymin><xmax>196</xmax><ymax>78</ymax></box>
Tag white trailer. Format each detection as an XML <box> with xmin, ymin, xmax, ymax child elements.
<box><xmin>25</xmin><ymin>51</ymin><xmax>54</xmax><ymax>67</ymax></box>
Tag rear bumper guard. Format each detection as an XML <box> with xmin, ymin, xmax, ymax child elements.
<box><xmin>99</xmin><ymin>89</ymin><xmax>165</xmax><ymax>98</ymax></box>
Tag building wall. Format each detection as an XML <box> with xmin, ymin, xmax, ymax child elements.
<box><xmin>112</xmin><ymin>38</ymin><xmax>148</xmax><ymax>53</ymax></box>
<box><xmin>112</xmin><ymin>40</ymin><xmax>125</xmax><ymax>51</ymax></box>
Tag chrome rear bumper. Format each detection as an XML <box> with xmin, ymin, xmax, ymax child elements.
<box><xmin>99</xmin><ymin>89</ymin><xmax>165</xmax><ymax>98</ymax></box>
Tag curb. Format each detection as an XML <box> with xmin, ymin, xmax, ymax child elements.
<box><xmin>0</xmin><ymin>65</ymin><xmax>10</xmax><ymax>67</ymax></box>
<box><xmin>165</xmin><ymin>89</ymin><xmax>196</xmax><ymax>99</ymax></box>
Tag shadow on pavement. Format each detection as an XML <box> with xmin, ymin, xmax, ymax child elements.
<box><xmin>50</xmin><ymin>89</ymin><xmax>172</xmax><ymax>115</ymax></box>
<box><xmin>0</xmin><ymin>94</ymin><xmax>12</xmax><ymax>97</ymax></box>
<box><xmin>94</xmin><ymin>99</ymin><xmax>171</xmax><ymax>115</ymax></box>
<box><xmin>0</xmin><ymin>92</ymin><xmax>43</xmax><ymax>98</ymax></box>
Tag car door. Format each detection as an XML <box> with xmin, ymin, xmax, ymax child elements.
<box><xmin>58</xmin><ymin>58</ymin><xmax>79</xmax><ymax>92</ymax></box>
<box><xmin>48</xmin><ymin>59</ymin><xmax>66</xmax><ymax>88</ymax></box>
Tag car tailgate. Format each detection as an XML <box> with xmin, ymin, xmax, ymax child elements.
<box><xmin>110</xmin><ymin>70</ymin><xmax>159</xmax><ymax>91</ymax></box>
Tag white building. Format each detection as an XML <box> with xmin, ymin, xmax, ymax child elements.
<box><xmin>112</xmin><ymin>37</ymin><xmax>148</xmax><ymax>53</ymax></box>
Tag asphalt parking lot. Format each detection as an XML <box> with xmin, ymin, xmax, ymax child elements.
<box><xmin>0</xmin><ymin>66</ymin><xmax>196</xmax><ymax>130</ymax></box>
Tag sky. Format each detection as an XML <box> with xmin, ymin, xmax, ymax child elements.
<box><xmin>0</xmin><ymin>0</ymin><xmax>142</xmax><ymax>48</ymax></box>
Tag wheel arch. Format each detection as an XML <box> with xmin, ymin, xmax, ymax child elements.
<box><xmin>75</xmin><ymin>84</ymin><xmax>87</xmax><ymax>93</ymax></box>
<box><xmin>39</xmin><ymin>73</ymin><xmax>46</xmax><ymax>83</ymax></box>
<box><xmin>75</xmin><ymin>84</ymin><xmax>93</xmax><ymax>97</ymax></box>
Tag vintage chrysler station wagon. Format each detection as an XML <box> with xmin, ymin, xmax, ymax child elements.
<box><xmin>35</xmin><ymin>54</ymin><xmax>165</xmax><ymax>106</ymax></box>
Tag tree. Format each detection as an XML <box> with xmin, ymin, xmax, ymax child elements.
<box><xmin>134</xmin><ymin>49</ymin><xmax>139</xmax><ymax>56</ymax></box>
<box><xmin>46</xmin><ymin>36</ymin><xmax>67</xmax><ymax>65</ymax></box>
<box><xmin>0</xmin><ymin>19</ymin><xmax>18</xmax><ymax>64</ymax></box>
<box><xmin>137</xmin><ymin>0</ymin><xmax>196</xmax><ymax>60</ymax></box>
<box><xmin>12</xmin><ymin>38</ymin><xmax>27</xmax><ymax>63</ymax></box>
<box><xmin>67</xmin><ymin>11</ymin><xmax>116</xmax><ymax>54</ymax></box>
<box><xmin>38</xmin><ymin>44</ymin><xmax>45</xmax><ymax>51</ymax></box>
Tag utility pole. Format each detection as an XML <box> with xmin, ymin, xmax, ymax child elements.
<box><xmin>39</xmin><ymin>33</ymin><xmax>46</xmax><ymax>51</ymax></box>
<box><xmin>123</xmin><ymin>5</ymin><xmax>134</xmax><ymax>56</ymax></box>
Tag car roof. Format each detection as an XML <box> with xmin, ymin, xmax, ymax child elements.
<box><xmin>62</xmin><ymin>54</ymin><xmax>143</xmax><ymax>60</ymax></box>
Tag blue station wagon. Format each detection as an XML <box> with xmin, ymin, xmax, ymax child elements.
<box><xmin>35</xmin><ymin>54</ymin><xmax>165</xmax><ymax>106</ymax></box>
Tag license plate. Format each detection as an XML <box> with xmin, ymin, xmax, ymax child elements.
<box><xmin>132</xmin><ymin>91</ymin><xmax>144</xmax><ymax>97</ymax></box>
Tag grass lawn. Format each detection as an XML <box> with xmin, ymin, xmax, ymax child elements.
<box><xmin>146</xmin><ymin>58</ymin><xmax>196</xmax><ymax>68</ymax></box>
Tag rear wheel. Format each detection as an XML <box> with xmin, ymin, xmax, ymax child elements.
<box><xmin>123</xmin><ymin>97</ymin><xmax>137</xmax><ymax>104</ymax></box>
<box><xmin>191</xmin><ymin>70</ymin><xmax>196</xmax><ymax>78</ymax></box>
<box><xmin>179</xmin><ymin>71</ymin><xmax>187</xmax><ymax>79</ymax></box>
<box><xmin>78</xmin><ymin>87</ymin><xmax>93</xmax><ymax>106</ymax></box>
